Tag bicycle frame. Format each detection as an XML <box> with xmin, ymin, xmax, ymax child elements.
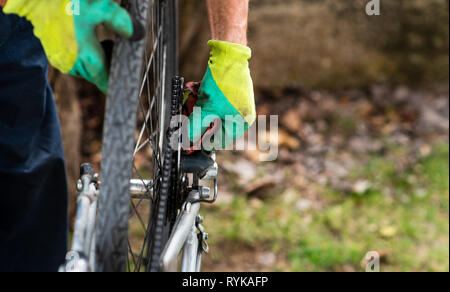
<box><xmin>160</xmin><ymin>190</ymin><xmax>209</xmax><ymax>272</ymax></box>
<box><xmin>60</xmin><ymin>169</ymin><xmax>216</xmax><ymax>272</ymax></box>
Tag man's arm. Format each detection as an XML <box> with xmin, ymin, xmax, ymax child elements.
<box><xmin>206</xmin><ymin>0</ymin><xmax>249</xmax><ymax>46</ymax></box>
<box><xmin>1</xmin><ymin>0</ymin><xmax>250</xmax><ymax>44</ymax></box>
<box><xmin>186</xmin><ymin>0</ymin><xmax>255</xmax><ymax>148</ymax></box>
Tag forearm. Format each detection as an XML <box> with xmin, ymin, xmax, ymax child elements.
<box><xmin>189</xmin><ymin>0</ymin><xmax>255</xmax><ymax>146</ymax></box>
<box><xmin>206</xmin><ymin>0</ymin><xmax>249</xmax><ymax>46</ymax></box>
<box><xmin>0</xmin><ymin>0</ymin><xmax>7</xmax><ymax>8</ymax></box>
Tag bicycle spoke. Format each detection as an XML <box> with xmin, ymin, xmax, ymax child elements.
<box><xmin>130</xmin><ymin>200</ymin><xmax>147</xmax><ymax>232</ymax></box>
<box><xmin>130</xmin><ymin>165</ymin><xmax>151</xmax><ymax>214</ymax></box>
<box><xmin>127</xmin><ymin>0</ymin><xmax>172</xmax><ymax>272</ymax></box>
<box><xmin>134</xmin><ymin>113</ymin><xmax>150</xmax><ymax>156</ymax></box>
<box><xmin>134</xmin><ymin>139</ymin><xmax>150</xmax><ymax>156</ymax></box>
<box><xmin>127</xmin><ymin>238</ymin><xmax>137</xmax><ymax>271</ymax></box>
<box><xmin>127</xmin><ymin>250</ymin><xmax>131</xmax><ymax>272</ymax></box>
<box><xmin>139</xmin><ymin>27</ymin><xmax>162</xmax><ymax>97</ymax></box>
<box><xmin>134</xmin><ymin>221</ymin><xmax>152</xmax><ymax>272</ymax></box>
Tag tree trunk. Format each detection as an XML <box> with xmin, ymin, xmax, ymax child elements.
<box><xmin>49</xmin><ymin>68</ymin><xmax>82</xmax><ymax>228</ymax></box>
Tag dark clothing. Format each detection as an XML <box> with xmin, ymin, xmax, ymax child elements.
<box><xmin>0</xmin><ymin>10</ymin><xmax>68</xmax><ymax>272</ymax></box>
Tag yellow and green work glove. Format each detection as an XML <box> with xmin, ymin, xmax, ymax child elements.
<box><xmin>3</xmin><ymin>0</ymin><xmax>133</xmax><ymax>93</ymax></box>
<box><xmin>188</xmin><ymin>40</ymin><xmax>256</xmax><ymax>149</ymax></box>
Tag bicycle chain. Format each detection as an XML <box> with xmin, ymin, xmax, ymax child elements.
<box><xmin>148</xmin><ymin>76</ymin><xmax>184</xmax><ymax>272</ymax></box>
<box><xmin>168</xmin><ymin>76</ymin><xmax>186</xmax><ymax>228</ymax></box>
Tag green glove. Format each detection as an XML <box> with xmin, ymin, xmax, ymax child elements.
<box><xmin>3</xmin><ymin>0</ymin><xmax>133</xmax><ymax>93</ymax></box>
<box><xmin>189</xmin><ymin>40</ymin><xmax>256</xmax><ymax>149</ymax></box>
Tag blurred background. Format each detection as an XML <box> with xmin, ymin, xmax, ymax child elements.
<box><xmin>50</xmin><ymin>0</ymin><xmax>449</xmax><ymax>272</ymax></box>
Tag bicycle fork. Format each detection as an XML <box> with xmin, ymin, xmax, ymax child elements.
<box><xmin>59</xmin><ymin>164</ymin><xmax>153</xmax><ymax>272</ymax></box>
<box><xmin>59</xmin><ymin>163</ymin><xmax>98</xmax><ymax>272</ymax></box>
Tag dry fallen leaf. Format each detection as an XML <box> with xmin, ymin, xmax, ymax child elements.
<box><xmin>221</xmin><ymin>159</ymin><xmax>257</xmax><ymax>184</ymax></box>
<box><xmin>352</xmin><ymin>180</ymin><xmax>371</xmax><ymax>194</ymax></box>
<box><xmin>379</xmin><ymin>226</ymin><xmax>398</xmax><ymax>238</ymax></box>
<box><xmin>278</xmin><ymin>129</ymin><xmax>301</xmax><ymax>150</ymax></box>
<box><xmin>281</xmin><ymin>108</ymin><xmax>302</xmax><ymax>133</ymax></box>
<box><xmin>245</xmin><ymin>177</ymin><xmax>280</xmax><ymax>199</ymax></box>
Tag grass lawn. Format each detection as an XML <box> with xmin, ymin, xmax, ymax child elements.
<box><xmin>202</xmin><ymin>143</ymin><xmax>449</xmax><ymax>272</ymax></box>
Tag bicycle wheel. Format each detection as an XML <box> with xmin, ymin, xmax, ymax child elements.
<box><xmin>95</xmin><ymin>0</ymin><xmax>178</xmax><ymax>272</ymax></box>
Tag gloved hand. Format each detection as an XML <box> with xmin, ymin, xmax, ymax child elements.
<box><xmin>188</xmin><ymin>40</ymin><xmax>256</xmax><ymax>149</ymax></box>
<box><xmin>3</xmin><ymin>0</ymin><xmax>133</xmax><ymax>93</ymax></box>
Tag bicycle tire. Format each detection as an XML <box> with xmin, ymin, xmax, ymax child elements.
<box><xmin>95</xmin><ymin>0</ymin><xmax>178</xmax><ymax>272</ymax></box>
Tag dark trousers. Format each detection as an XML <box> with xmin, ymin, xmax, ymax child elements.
<box><xmin>0</xmin><ymin>10</ymin><xmax>68</xmax><ymax>272</ymax></box>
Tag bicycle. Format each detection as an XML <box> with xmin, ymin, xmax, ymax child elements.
<box><xmin>59</xmin><ymin>0</ymin><xmax>219</xmax><ymax>272</ymax></box>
